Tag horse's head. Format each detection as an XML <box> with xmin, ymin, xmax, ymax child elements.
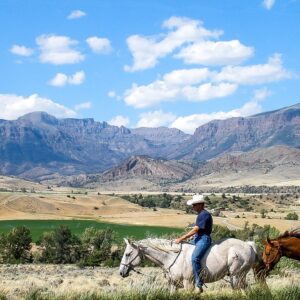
<box><xmin>262</xmin><ymin>237</ymin><xmax>282</xmax><ymax>271</ymax></box>
<box><xmin>119</xmin><ymin>238</ymin><xmax>142</xmax><ymax>278</ymax></box>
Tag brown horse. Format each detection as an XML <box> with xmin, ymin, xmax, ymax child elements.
<box><xmin>262</xmin><ymin>229</ymin><xmax>300</xmax><ymax>271</ymax></box>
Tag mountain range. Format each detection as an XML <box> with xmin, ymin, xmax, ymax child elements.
<box><xmin>0</xmin><ymin>103</ymin><xmax>299</xmax><ymax>188</ymax></box>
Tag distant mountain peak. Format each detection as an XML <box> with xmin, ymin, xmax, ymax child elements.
<box><xmin>17</xmin><ymin>111</ymin><xmax>58</xmax><ymax>125</ymax></box>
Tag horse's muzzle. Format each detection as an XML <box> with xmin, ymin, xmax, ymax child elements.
<box><xmin>120</xmin><ymin>270</ymin><xmax>130</xmax><ymax>277</ymax></box>
<box><xmin>119</xmin><ymin>266</ymin><xmax>130</xmax><ymax>277</ymax></box>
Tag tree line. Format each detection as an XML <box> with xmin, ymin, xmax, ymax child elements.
<box><xmin>0</xmin><ymin>225</ymin><xmax>121</xmax><ymax>267</ymax></box>
<box><xmin>0</xmin><ymin>223</ymin><xmax>298</xmax><ymax>271</ymax></box>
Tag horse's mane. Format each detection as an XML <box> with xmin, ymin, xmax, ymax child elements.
<box><xmin>278</xmin><ymin>228</ymin><xmax>300</xmax><ymax>239</ymax></box>
<box><xmin>138</xmin><ymin>238</ymin><xmax>182</xmax><ymax>253</ymax></box>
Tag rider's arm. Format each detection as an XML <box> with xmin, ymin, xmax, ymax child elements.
<box><xmin>175</xmin><ymin>226</ymin><xmax>199</xmax><ymax>244</ymax></box>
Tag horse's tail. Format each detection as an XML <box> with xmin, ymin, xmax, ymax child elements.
<box><xmin>246</xmin><ymin>241</ymin><xmax>267</xmax><ymax>284</ymax></box>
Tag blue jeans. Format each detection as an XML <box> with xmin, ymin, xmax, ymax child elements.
<box><xmin>191</xmin><ymin>235</ymin><xmax>211</xmax><ymax>288</ymax></box>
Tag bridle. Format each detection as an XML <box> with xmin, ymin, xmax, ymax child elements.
<box><xmin>121</xmin><ymin>242</ymin><xmax>183</xmax><ymax>276</ymax></box>
<box><xmin>264</xmin><ymin>243</ymin><xmax>282</xmax><ymax>268</ymax></box>
<box><xmin>120</xmin><ymin>248</ymin><xmax>142</xmax><ymax>272</ymax></box>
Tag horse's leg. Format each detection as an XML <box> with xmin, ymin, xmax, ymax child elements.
<box><xmin>229</xmin><ymin>275</ymin><xmax>235</xmax><ymax>289</ymax></box>
<box><xmin>169</xmin><ymin>283</ymin><xmax>177</xmax><ymax>293</ymax></box>
<box><xmin>183</xmin><ymin>279</ymin><xmax>194</xmax><ymax>291</ymax></box>
<box><xmin>238</xmin><ymin>273</ymin><xmax>248</xmax><ymax>290</ymax></box>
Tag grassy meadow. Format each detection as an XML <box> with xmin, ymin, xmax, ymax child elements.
<box><xmin>0</xmin><ymin>219</ymin><xmax>183</xmax><ymax>242</ymax></box>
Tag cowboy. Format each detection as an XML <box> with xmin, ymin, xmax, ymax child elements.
<box><xmin>175</xmin><ymin>194</ymin><xmax>213</xmax><ymax>291</ymax></box>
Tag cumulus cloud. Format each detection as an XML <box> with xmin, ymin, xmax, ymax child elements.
<box><xmin>124</xmin><ymin>53</ymin><xmax>291</xmax><ymax>108</ymax></box>
<box><xmin>137</xmin><ymin>110</ymin><xmax>176</xmax><ymax>128</ymax></box>
<box><xmin>0</xmin><ymin>94</ymin><xmax>76</xmax><ymax>120</ymax></box>
<box><xmin>263</xmin><ymin>0</ymin><xmax>275</xmax><ymax>10</ymax></box>
<box><xmin>10</xmin><ymin>45</ymin><xmax>34</xmax><ymax>56</ymax></box>
<box><xmin>68</xmin><ymin>71</ymin><xmax>85</xmax><ymax>84</ymax></box>
<box><xmin>215</xmin><ymin>53</ymin><xmax>293</xmax><ymax>84</ymax></box>
<box><xmin>48</xmin><ymin>71</ymin><xmax>85</xmax><ymax>86</ymax></box>
<box><xmin>124</xmin><ymin>67</ymin><xmax>236</xmax><ymax>108</ymax></box>
<box><xmin>175</xmin><ymin>40</ymin><xmax>253</xmax><ymax>65</ymax></box>
<box><xmin>67</xmin><ymin>10</ymin><xmax>86</xmax><ymax>20</ymax></box>
<box><xmin>74</xmin><ymin>101</ymin><xmax>92</xmax><ymax>111</ymax></box>
<box><xmin>109</xmin><ymin>115</ymin><xmax>130</xmax><ymax>127</ymax></box>
<box><xmin>170</xmin><ymin>89</ymin><xmax>271</xmax><ymax>134</ymax></box>
<box><xmin>86</xmin><ymin>37</ymin><xmax>112</xmax><ymax>54</ymax></box>
<box><xmin>182</xmin><ymin>83</ymin><xmax>238</xmax><ymax>101</ymax></box>
<box><xmin>36</xmin><ymin>34</ymin><xmax>84</xmax><ymax>65</ymax></box>
<box><xmin>124</xmin><ymin>16</ymin><xmax>222</xmax><ymax>72</ymax></box>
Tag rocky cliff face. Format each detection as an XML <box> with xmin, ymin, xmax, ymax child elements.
<box><xmin>170</xmin><ymin>103</ymin><xmax>300</xmax><ymax>160</ymax></box>
<box><xmin>0</xmin><ymin>103</ymin><xmax>299</xmax><ymax>181</ymax></box>
<box><xmin>0</xmin><ymin>112</ymin><xmax>185</xmax><ymax>179</ymax></box>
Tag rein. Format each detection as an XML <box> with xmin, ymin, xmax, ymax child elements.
<box><xmin>124</xmin><ymin>241</ymin><xmax>184</xmax><ymax>278</ymax></box>
<box><xmin>267</xmin><ymin>244</ymin><xmax>282</xmax><ymax>266</ymax></box>
<box><xmin>167</xmin><ymin>242</ymin><xmax>183</xmax><ymax>272</ymax></box>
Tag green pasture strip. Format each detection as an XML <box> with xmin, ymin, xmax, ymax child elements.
<box><xmin>0</xmin><ymin>219</ymin><xmax>183</xmax><ymax>242</ymax></box>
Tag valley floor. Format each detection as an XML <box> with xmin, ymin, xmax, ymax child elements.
<box><xmin>0</xmin><ymin>191</ymin><xmax>299</xmax><ymax>232</ymax></box>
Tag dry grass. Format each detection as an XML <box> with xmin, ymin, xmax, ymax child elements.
<box><xmin>0</xmin><ymin>264</ymin><xmax>299</xmax><ymax>300</ymax></box>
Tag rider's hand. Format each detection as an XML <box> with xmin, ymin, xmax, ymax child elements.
<box><xmin>174</xmin><ymin>238</ymin><xmax>182</xmax><ymax>244</ymax></box>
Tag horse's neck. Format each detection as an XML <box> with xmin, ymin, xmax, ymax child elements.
<box><xmin>143</xmin><ymin>246</ymin><xmax>175</xmax><ymax>270</ymax></box>
<box><xmin>279</xmin><ymin>238</ymin><xmax>300</xmax><ymax>260</ymax></box>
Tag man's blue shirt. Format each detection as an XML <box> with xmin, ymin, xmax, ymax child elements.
<box><xmin>195</xmin><ymin>209</ymin><xmax>213</xmax><ymax>238</ymax></box>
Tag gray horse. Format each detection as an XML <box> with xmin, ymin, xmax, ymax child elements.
<box><xmin>119</xmin><ymin>238</ymin><xmax>266</xmax><ymax>292</ymax></box>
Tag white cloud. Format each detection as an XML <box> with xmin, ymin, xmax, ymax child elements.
<box><xmin>36</xmin><ymin>34</ymin><xmax>84</xmax><ymax>65</ymax></box>
<box><xmin>124</xmin><ymin>53</ymin><xmax>292</xmax><ymax>109</ymax></box>
<box><xmin>124</xmin><ymin>67</ymin><xmax>236</xmax><ymax>108</ymax></box>
<box><xmin>86</xmin><ymin>37</ymin><xmax>112</xmax><ymax>54</ymax></box>
<box><xmin>124</xmin><ymin>16</ymin><xmax>222</xmax><ymax>72</ymax></box>
<box><xmin>108</xmin><ymin>90</ymin><xmax>117</xmax><ymax>98</ymax></box>
<box><xmin>10</xmin><ymin>45</ymin><xmax>34</xmax><ymax>56</ymax></box>
<box><xmin>74</xmin><ymin>101</ymin><xmax>92</xmax><ymax>111</ymax></box>
<box><xmin>68</xmin><ymin>71</ymin><xmax>85</xmax><ymax>85</ymax></box>
<box><xmin>0</xmin><ymin>94</ymin><xmax>76</xmax><ymax>120</ymax></box>
<box><xmin>252</xmin><ymin>87</ymin><xmax>272</xmax><ymax>101</ymax></box>
<box><xmin>48</xmin><ymin>73</ymin><xmax>68</xmax><ymax>87</ymax></box>
<box><xmin>215</xmin><ymin>53</ymin><xmax>292</xmax><ymax>84</ymax></box>
<box><xmin>263</xmin><ymin>0</ymin><xmax>275</xmax><ymax>10</ymax></box>
<box><xmin>170</xmin><ymin>89</ymin><xmax>272</xmax><ymax>134</ymax></box>
<box><xmin>67</xmin><ymin>10</ymin><xmax>86</xmax><ymax>20</ymax></box>
<box><xmin>175</xmin><ymin>40</ymin><xmax>254</xmax><ymax>65</ymax></box>
<box><xmin>137</xmin><ymin>110</ymin><xmax>176</xmax><ymax>127</ymax></box>
<box><xmin>163</xmin><ymin>68</ymin><xmax>212</xmax><ymax>86</ymax></box>
<box><xmin>109</xmin><ymin>115</ymin><xmax>130</xmax><ymax>127</ymax></box>
<box><xmin>182</xmin><ymin>83</ymin><xmax>238</xmax><ymax>101</ymax></box>
<box><xmin>48</xmin><ymin>71</ymin><xmax>85</xmax><ymax>86</ymax></box>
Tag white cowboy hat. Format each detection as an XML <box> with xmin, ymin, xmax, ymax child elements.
<box><xmin>187</xmin><ymin>194</ymin><xmax>205</xmax><ymax>205</ymax></box>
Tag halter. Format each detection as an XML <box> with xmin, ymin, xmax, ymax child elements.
<box><xmin>265</xmin><ymin>244</ymin><xmax>282</xmax><ymax>267</ymax></box>
<box><xmin>121</xmin><ymin>241</ymin><xmax>183</xmax><ymax>277</ymax></box>
<box><xmin>120</xmin><ymin>249</ymin><xmax>142</xmax><ymax>270</ymax></box>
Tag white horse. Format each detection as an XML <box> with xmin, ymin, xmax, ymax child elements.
<box><xmin>119</xmin><ymin>238</ymin><xmax>266</xmax><ymax>292</ymax></box>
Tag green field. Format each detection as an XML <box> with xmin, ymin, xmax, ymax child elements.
<box><xmin>0</xmin><ymin>219</ymin><xmax>183</xmax><ymax>242</ymax></box>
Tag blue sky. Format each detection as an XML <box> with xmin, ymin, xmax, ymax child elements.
<box><xmin>0</xmin><ymin>0</ymin><xmax>299</xmax><ymax>133</ymax></box>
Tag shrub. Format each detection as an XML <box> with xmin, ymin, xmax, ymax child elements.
<box><xmin>39</xmin><ymin>225</ymin><xmax>81</xmax><ymax>264</ymax></box>
<box><xmin>79</xmin><ymin>227</ymin><xmax>114</xmax><ymax>267</ymax></box>
<box><xmin>285</xmin><ymin>212</ymin><xmax>298</xmax><ymax>220</ymax></box>
<box><xmin>0</xmin><ymin>226</ymin><xmax>32</xmax><ymax>263</ymax></box>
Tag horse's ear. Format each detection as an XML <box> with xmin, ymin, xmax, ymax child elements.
<box><xmin>262</xmin><ymin>240</ymin><xmax>268</xmax><ymax>246</ymax></box>
<box><xmin>267</xmin><ymin>237</ymin><xmax>272</xmax><ymax>244</ymax></box>
<box><xmin>124</xmin><ymin>238</ymin><xmax>131</xmax><ymax>245</ymax></box>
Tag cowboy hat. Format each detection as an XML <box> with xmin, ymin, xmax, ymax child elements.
<box><xmin>187</xmin><ymin>194</ymin><xmax>205</xmax><ymax>205</ymax></box>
